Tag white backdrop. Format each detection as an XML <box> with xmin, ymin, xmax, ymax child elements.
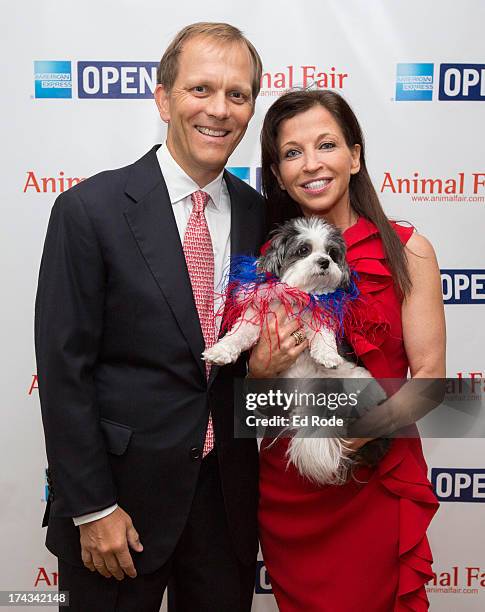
<box><xmin>2</xmin><ymin>1</ymin><xmax>485</xmax><ymax>610</ymax></box>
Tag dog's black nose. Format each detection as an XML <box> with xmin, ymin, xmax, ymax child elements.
<box><xmin>318</xmin><ymin>257</ymin><xmax>330</xmax><ymax>271</ymax></box>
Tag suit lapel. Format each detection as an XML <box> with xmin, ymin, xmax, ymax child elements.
<box><xmin>225</xmin><ymin>169</ymin><xmax>256</xmax><ymax>259</ymax></box>
<box><xmin>123</xmin><ymin>146</ymin><xmax>206</xmax><ymax>378</ymax></box>
<box><xmin>207</xmin><ymin>170</ymin><xmax>257</xmax><ymax>387</ymax></box>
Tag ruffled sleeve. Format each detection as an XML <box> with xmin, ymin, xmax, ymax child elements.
<box><xmin>343</xmin><ymin>218</ymin><xmax>396</xmax><ymax>378</ymax></box>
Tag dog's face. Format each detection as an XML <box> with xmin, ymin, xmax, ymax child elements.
<box><xmin>258</xmin><ymin>217</ymin><xmax>351</xmax><ymax>294</ymax></box>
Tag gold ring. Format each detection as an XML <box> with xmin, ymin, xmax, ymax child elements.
<box><xmin>291</xmin><ymin>328</ymin><xmax>305</xmax><ymax>347</ymax></box>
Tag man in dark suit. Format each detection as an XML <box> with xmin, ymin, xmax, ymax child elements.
<box><xmin>35</xmin><ymin>22</ymin><xmax>265</xmax><ymax>611</ymax></box>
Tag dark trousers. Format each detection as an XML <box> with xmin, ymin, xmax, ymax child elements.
<box><xmin>58</xmin><ymin>452</ymin><xmax>256</xmax><ymax>612</ymax></box>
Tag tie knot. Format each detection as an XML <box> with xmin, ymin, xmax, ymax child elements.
<box><xmin>191</xmin><ymin>190</ymin><xmax>210</xmax><ymax>213</ymax></box>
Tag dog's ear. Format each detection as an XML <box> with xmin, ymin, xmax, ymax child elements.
<box><xmin>257</xmin><ymin>233</ymin><xmax>287</xmax><ymax>277</ymax></box>
<box><xmin>327</xmin><ymin>227</ymin><xmax>352</xmax><ymax>290</ymax></box>
<box><xmin>340</xmin><ymin>260</ymin><xmax>352</xmax><ymax>291</ymax></box>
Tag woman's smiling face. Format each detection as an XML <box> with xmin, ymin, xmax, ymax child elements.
<box><xmin>272</xmin><ymin>104</ymin><xmax>361</xmax><ymax>225</ymax></box>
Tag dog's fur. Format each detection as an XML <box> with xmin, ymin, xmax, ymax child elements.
<box><xmin>203</xmin><ymin>217</ymin><xmax>388</xmax><ymax>485</ymax></box>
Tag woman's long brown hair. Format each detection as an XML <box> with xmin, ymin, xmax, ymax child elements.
<box><xmin>260</xmin><ymin>89</ymin><xmax>411</xmax><ymax>296</ymax></box>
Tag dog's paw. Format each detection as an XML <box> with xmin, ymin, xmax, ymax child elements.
<box><xmin>322</xmin><ymin>352</ymin><xmax>344</xmax><ymax>369</ymax></box>
<box><xmin>202</xmin><ymin>343</ymin><xmax>239</xmax><ymax>365</ymax></box>
<box><xmin>311</xmin><ymin>346</ymin><xmax>344</xmax><ymax>369</ymax></box>
<box><xmin>313</xmin><ymin>351</ymin><xmax>344</xmax><ymax>369</ymax></box>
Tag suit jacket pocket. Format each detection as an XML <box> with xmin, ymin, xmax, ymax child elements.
<box><xmin>100</xmin><ymin>418</ymin><xmax>133</xmax><ymax>455</ymax></box>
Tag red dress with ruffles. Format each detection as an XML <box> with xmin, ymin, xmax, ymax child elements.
<box><xmin>258</xmin><ymin>218</ymin><xmax>440</xmax><ymax>612</ymax></box>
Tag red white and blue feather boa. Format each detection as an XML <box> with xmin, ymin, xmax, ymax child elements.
<box><xmin>217</xmin><ymin>255</ymin><xmax>361</xmax><ymax>341</ymax></box>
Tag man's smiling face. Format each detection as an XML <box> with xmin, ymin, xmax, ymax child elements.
<box><xmin>155</xmin><ymin>35</ymin><xmax>255</xmax><ymax>187</ymax></box>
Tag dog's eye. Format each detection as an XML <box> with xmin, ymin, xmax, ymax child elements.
<box><xmin>328</xmin><ymin>248</ymin><xmax>338</xmax><ymax>261</ymax></box>
<box><xmin>297</xmin><ymin>245</ymin><xmax>310</xmax><ymax>257</ymax></box>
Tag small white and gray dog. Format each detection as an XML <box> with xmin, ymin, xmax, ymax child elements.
<box><xmin>203</xmin><ymin>217</ymin><xmax>386</xmax><ymax>485</ymax></box>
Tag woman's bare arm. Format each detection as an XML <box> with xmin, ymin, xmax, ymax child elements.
<box><xmin>347</xmin><ymin>232</ymin><xmax>446</xmax><ymax>445</ymax></box>
<box><xmin>402</xmin><ymin>232</ymin><xmax>446</xmax><ymax>378</ymax></box>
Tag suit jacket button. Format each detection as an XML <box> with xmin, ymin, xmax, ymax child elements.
<box><xmin>190</xmin><ymin>447</ymin><xmax>201</xmax><ymax>461</ymax></box>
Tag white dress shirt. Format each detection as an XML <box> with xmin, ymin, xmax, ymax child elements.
<box><xmin>73</xmin><ymin>143</ymin><xmax>232</xmax><ymax>526</ymax></box>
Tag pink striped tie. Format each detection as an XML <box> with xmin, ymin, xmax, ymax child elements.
<box><xmin>183</xmin><ymin>190</ymin><xmax>216</xmax><ymax>456</ymax></box>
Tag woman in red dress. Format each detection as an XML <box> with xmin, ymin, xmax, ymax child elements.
<box><xmin>248</xmin><ymin>90</ymin><xmax>445</xmax><ymax>611</ymax></box>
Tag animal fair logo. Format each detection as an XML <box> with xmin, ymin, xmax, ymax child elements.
<box><xmin>23</xmin><ymin>169</ymin><xmax>257</xmax><ymax>195</ymax></box>
<box><xmin>448</xmin><ymin>372</ymin><xmax>485</xmax><ymax>396</ymax></box>
<box><xmin>28</xmin><ymin>374</ymin><xmax>38</xmax><ymax>395</ymax></box>
<box><xmin>34</xmin><ymin>567</ymin><xmax>58</xmax><ymax>588</ymax></box>
<box><xmin>380</xmin><ymin>171</ymin><xmax>485</xmax><ymax>204</ymax></box>
<box><xmin>259</xmin><ymin>65</ymin><xmax>349</xmax><ymax>98</ymax></box>
<box><xmin>23</xmin><ymin>171</ymin><xmax>85</xmax><ymax>194</ymax></box>
<box><xmin>427</xmin><ymin>566</ymin><xmax>485</xmax><ymax>597</ymax></box>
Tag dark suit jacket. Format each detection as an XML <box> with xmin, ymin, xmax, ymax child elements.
<box><xmin>35</xmin><ymin>145</ymin><xmax>266</xmax><ymax>573</ymax></box>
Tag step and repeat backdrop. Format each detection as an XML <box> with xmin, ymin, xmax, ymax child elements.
<box><xmin>2</xmin><ymin>1</ymin><xmax>484</xmax><ymax>610</ymax></box>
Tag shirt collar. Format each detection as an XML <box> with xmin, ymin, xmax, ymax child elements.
<box><xmin>156</xmin><ymin>142</ymin><xmax>224</xmax><ymax>210</ymax></box>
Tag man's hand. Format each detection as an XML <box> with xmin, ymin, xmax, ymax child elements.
<box><xmin>248</xmin><ymin>305</ymin><xmax>309</xmax><ymax>378</ymax></box>
<box><xmin>79</xmin><ymin>506</ymin><xmax>143</xmax><ymax>580</ymax></box>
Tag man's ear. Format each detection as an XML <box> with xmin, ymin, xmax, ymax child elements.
<box><xmin>350</xmin><ymin>144</ymin><xmax>361</xmax><ymax>175</ymax></box>
<box><xmin>249</xmin><ymin>98</ymin><xmax>256</xmax><ymax>120</ymax></box>
<box><xmin>271</xmin><ymin>163</ymin><xmax>286</xmax><ymax>190</ymax></box>
<box><xmin>154</xmin><ymin>84</ymin><xmax>170</xmax><ymax>123</ymax></box>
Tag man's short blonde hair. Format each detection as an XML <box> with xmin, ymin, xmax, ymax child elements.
<box><xmin>157</xmin><ymin>22</ymin><xmax>263</xmax><ymax>102</ymax></box>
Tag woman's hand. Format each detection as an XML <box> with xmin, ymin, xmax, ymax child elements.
<box><xmin>342</xmin><ymin>437</ymin><xmax>375</xmax><ymax>453</ymax></box>
<box><xmin>248</xmin><ymin>304</ymin><xmax>309</xmax><ymax>378</ymax></box>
